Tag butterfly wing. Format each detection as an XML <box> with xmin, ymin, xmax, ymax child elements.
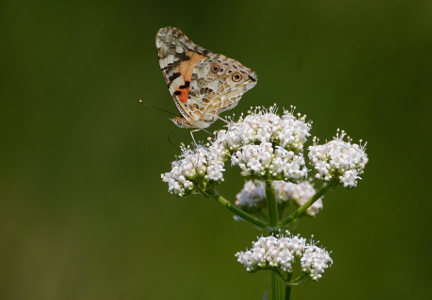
<box><xmin>156</xmin><ymin>27</ymin><xmax>212</xmax><ymax>119</ymax></box>
<box><xmin>156</xmin><ymin>26</ymin><xmax>258</xmax><ymax>127</ymax></box>
<box><xmin>188</xmin><ymin>54</ymin><xmax>258</xmax><ymax>122</ymax></box>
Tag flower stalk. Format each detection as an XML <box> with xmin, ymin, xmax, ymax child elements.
<box><xmin>285</xmin><ymin>273</ymin><xmax>292</xmax><ymax>300</ymax></box>
<box><xmin>272</xmin><ymin>271</ymin><xmax>284</xmax><ymax>300</ymax></box>
<box><xmin>266</xmin><ymin>181</ymin><xmax>279</xmax><ymax>227</ymax></box>
<box><xmin>266</xmin><ymin>181</ymin><xmax>284</xmax><ymax>299</ymax></box>
<box><xmin>278</xmin><ymin>182</ymin><xmax>336</xmax><ymax>227</ymax></box>
<box><xmin>203</xmin><ymin>190</ymin><xmax>268</xmax><ymax>229</ymax></box>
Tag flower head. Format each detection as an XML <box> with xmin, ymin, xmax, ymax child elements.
<box><xmin>235</xmin><ymin>180</ymin><xmax>266</xmax><ymax>210</ymax></box>
<box><xmin>301</xmin><ymin>245</ymin><xmax>333</xmax><ymax>280</ymax></box>
<box><xmin>308</xmin><ymin>130</ymin><xmax>368</xmax><ymax>187</ymax></box>
<box><xmin>236</xmin><ymin>180</ymin><xmax>323</xmax><ymax>216</ymax></box>
<box><xmin>273</xmin><ymin>181</ymin><xmax>324</xmax><ymax>216</ymax></box>
<box><xmin>162</xmin><ymin>106</ymin><xmax>368</xmax><ymax>196</ymax></box>
<box><xmin>236</xmin><ymin>231</ymin><xmax>332</xmax><ymax>280</ymax></box>
<box><xmin>216</xmin><ymin>105</ymin><xmax>310</xmax><ymax>180</ymax></box>
<box><xmin>161</xmin><ymin>145</ymin><xmax>225</xmax><ymax>196</ymax></box>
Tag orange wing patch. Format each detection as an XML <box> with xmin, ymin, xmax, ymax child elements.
<box><xmin>180</xmin><ymin>51</ymin><xmax>205</xmax><ymax>81</ymax></box>
<box><xmin>174</xmin><ymin>51</ymin><xmax>206</xmax><ymax>103</ymax></box>
<box><xmin>176</xmin><ymin>87</ymin><xmax>189</xmax><ymax>103</ymax></box>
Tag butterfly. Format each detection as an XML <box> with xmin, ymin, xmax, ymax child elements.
<box><xmin>155</xmin><ymin>26</ymin><xmax>258</xmax><ymax>143</ymax></box>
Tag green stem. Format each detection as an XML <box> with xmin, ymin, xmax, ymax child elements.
<box><xmin>278</xmin><ymin>183</ymin><xmax>335</xmax><ymax>227</ymax></box>
<box><xmin>204</xmin><ymin>191</ymin><xmax>268</xmax><ymax>229</ymax></box>
<box><xmin>284</xmin><ymin>284</ymin><xmax>291</xmax><ymax>300</ymax></box>
<box><xmin>289</xmin><ymin>274</ymin><xmax>310</xmax><ymax>286</ymax></box>
<box><xmin>266</xmin><ymin>181</ymin><xmax>278</xmax><ymax>227</ymax></box>
<box><xmin>285</xmin><ymin>274</ymin><xmax>292</xmax><ymax>300</ymax></box>
<box><xmin>266</xmin><ymin>182</ymin><xmax>284</xmax><ymax>300</ymax></box>
<box><xmin>271</xmin><ymin>271</ymin><xmax>283</xmax><ymax>300</ymax></box>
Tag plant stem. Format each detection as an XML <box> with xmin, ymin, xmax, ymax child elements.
<box><xmin>266</xmin><ymin>181</ymin><xmax>278</xmax><ymax>227</ymax></box>
<box><xmin>284</xmin><ymin>284</ymin><xmax>291</xmax><ymax>300</ymax></box>
<box><xmin>205</xmin><ymin>191</ymin><xmax>268</xmax><ymax>229</ymax></box>
<box><xmin>266</xmin><ymin>181</ymin><xmax>284</xmax><ymax>300</ymax></box>
<box><xmin>278</xmin><ymin>183</ymin><xmax>335</xmax><ymax>227</ymax></box>
<box><xmin>271</xmin><ymin>271</ymin><xmax>283</xmax><ymax>300</ymax></box>
<box><xmin>285</xmin><ymin>274</ymin><xmax>292</xmax><ymax>300</ymax></box>
<box><xmin>289</xmin><ymin>274</ymin><xmax>310</xmax><ymax>286</ymax></box>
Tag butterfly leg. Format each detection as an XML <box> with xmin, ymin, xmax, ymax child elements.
<box><xmin>190</xmin><ymin>129</ymin><xmax>203</xmax><ymax>164</ymax></box>
<box><xmin>190</xmin><ymin>129</ymin><xmax>201</xmax><ymax>146</ymax></box>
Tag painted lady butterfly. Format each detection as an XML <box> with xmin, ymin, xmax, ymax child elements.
<box><xmin>156</xmin><ymin>26</ymin><xmax>258</xmax><ymax>142</ymax></box>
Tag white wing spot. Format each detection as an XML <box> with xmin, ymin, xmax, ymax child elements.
<box><xmin>160</xmin><ymin>55</ymin><xmax>175</xmax><ymax>68</ymax></box>
<box><xmin>171</xmin><ymin>76</ymin><xmax>184</xmax><ymax>89</ymax></box>
<box><xmin>176</xmin><ymin>46</ymin><xmax>184</xmax><ymax>53</ymax></box>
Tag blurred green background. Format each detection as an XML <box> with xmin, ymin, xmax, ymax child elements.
<box><xmin>1</xmin><ymin>0</ymin><xmax>431</xmax><ymax>299</ymax></box>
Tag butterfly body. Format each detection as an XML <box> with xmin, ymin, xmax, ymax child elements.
<box><xmin>156</xmin><ymin>27</ymin><xmax>258</xmax><ymax>131</ymax></box>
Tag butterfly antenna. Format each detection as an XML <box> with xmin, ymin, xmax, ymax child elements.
<box><xmin>167</xmin><ymin>126</ymin><xmax>181</xmax><ymax>152</ymax></box>
<box><xmin>139</xmin><ymin>99</ymin><xmax>177</xmax><ymax>116</ymax></box>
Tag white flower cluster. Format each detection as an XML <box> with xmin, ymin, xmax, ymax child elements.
<box><xmin>235</xmin><ymin>180</ymin><xmax>265</xmax><ymax>209</ymax></box>
<box><xmin>162</xmin><ymin>106</ymin><xmax>368</xmax><ymax>196</ymax></box>
<box><xmin>231</xmin><ymin>144</ymin><xmax>307</xmax><ymax>179</ymax></box>
<box><xmin>301</xmin><ymin>245</ymin><xmax>334</xmax><ymax>280</ymax></box>
<box><xmin>161</xmin><ymin>146</ymin><xmax>225</xmax><ymax>196</ymax></box>
<box><xmin>213</xmin><ymin>105</ymin><xmax>310</xmax><ymax>180</ymax></box>
<box><xmin>235</xmin><ymin>231</ymin><xmax>332</xmax><ymax>280</ymax></box>
<box><xmin>273</xmin><ymin>181</ymin><xmax>323</xmax><ymax>216</ymax></box>
<box><xmin>235</xmin><ymin>180</ymin><xmax>323</xmax><ymax>216</ymax></box>
<box><xmin>308</xmin><ymin>130</ymin><xmax>368</xmax><ymax>188</ymax></box>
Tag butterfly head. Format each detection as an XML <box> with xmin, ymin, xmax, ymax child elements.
<box><xmin>170</xmin><ymin>115</ymin><xmax>213</xmax><ymax>129</ymax></box>
<box><xmin>170</xmin><ymin>115</ymin><xmax>192</xmax><ymax>128</ymax></box>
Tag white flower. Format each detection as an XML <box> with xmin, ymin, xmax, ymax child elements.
<box><xmin>231</xmin><ymin>143</ymin><xmax>307</xmax><ymax>180</ymax></box>
<box><xmin>273</xmin><ymin>181</ymin><xmax>323</xmax><ymax>216</ymax></box>
<box><xmin>301</xmin><ymin>245</ymin><xmax>333</xmax><ymax>281</ymax></box>
<box><xmin>236</xmin><ymin>231</ymin><xmax>332</xmax><ymax>280</ymax></box>
<box><xmin>236</xmin><ymin>180</ymin><xmax>323</xmax><ymax>216</ymax></box>
<box><xmin>214</xmin><ymin>105</ymin><xmax>310</xmax><ymax>180</ymax></box>
<box><xmin>235</xmin><ymin>180</ymin><xmax>266</xmax><ymax>209</ymax></box>
<box><xmin>278</xmin><ymin>235</ymin><xmax>306</xmax><ymax>257</ymax></box>
<box><xmin>279</xmin><ymin>111</ymin><xmax>311</xmax><ymax>150</ymax></box>
<box><xmin>308</xmin><ymin>130</ymin><xmax>368</xmax><ymax>187</ymax></box>
<box><xmin>161</xmin><ymin>145</ymin><xmax>225</xmax><ymax>196</ymax></box>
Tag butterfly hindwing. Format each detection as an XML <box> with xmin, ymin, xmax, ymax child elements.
<box><xmin>188</xmin><ymin>54</ymin><xmax>258</xmax><ymax>121</ymax></box>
